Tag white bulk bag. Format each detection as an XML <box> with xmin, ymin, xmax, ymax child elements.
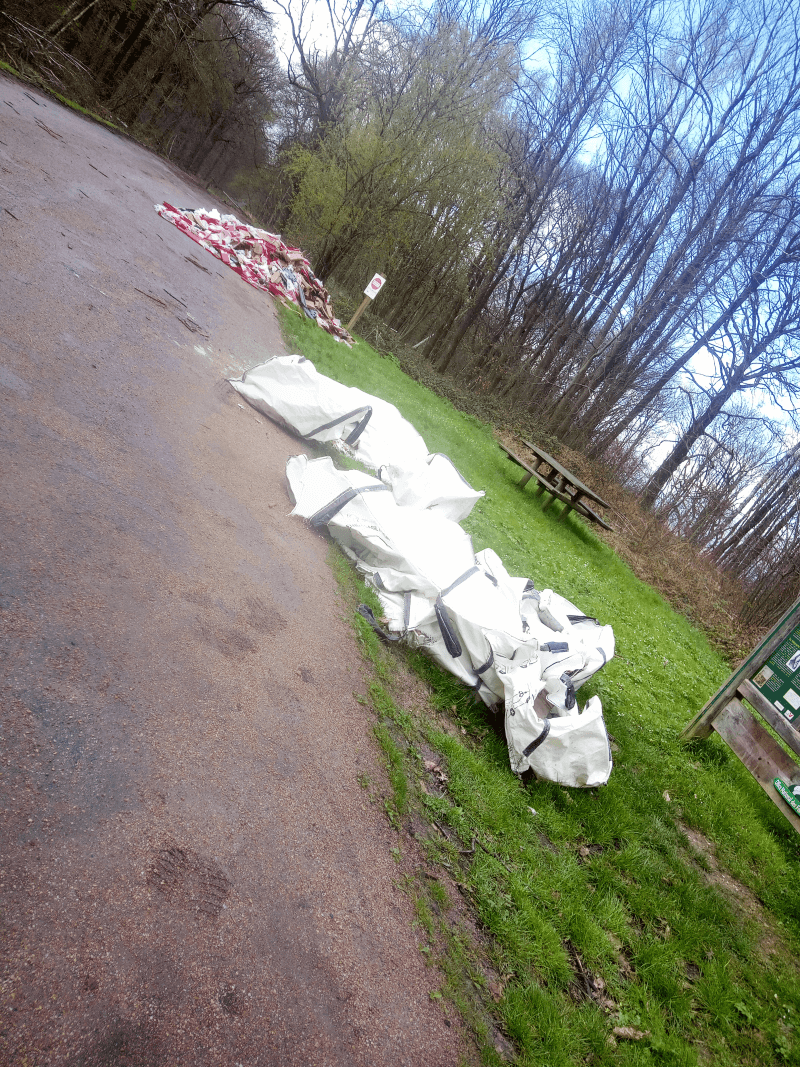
<box><xmin>285</xmin><ymin>452</ymin><xmax>614</xmax><ymax>789</ymax></box>
<box><xmin>380</xmin><ymin>453</ymin><xmax>484</xmax><ymax>522</ymax></box>
<box><xmin>286</xmin><ymin>455</ymin><xmax>476</xmax><ymax>598</ymax></box>
<box><xmin>232</xmin><ymin>356</ymin><xmax>484</xmax><ymax>519</ymax></box>
<box><xmin>506</xmin><ymin>696</ymin><xmax>612</xmax><ymax>787</ymax></box>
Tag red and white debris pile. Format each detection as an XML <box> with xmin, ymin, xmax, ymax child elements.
<box><xmin>155</xmin><ymin>203</ymin><xmax>352</xmax><ymax>344</ymax></box>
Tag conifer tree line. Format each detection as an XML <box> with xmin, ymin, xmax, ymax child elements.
<box><xmin>4</xmin><ymin>0</ymin><xmax>800</xmax><ymax>625</ymax></box>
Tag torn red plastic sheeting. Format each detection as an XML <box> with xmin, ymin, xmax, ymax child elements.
<box><xmin>155</xmin><ymin>203</ymin><xmax>353</xmax><ymax>345</ymax></box>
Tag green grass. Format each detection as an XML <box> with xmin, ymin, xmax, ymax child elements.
<box><xmin>281</xmin><ymin>312</ymin><xmax>800</xmax><ymax>1066</ymax></box>
<box><xmin>47</xmin><ymin>89</ymin><xmax>119</xmax><ymax>129</ymax></box>
<box><xmin>0</xmin><ymin>60</ymin><xmax>119</xmax><ymax>130</ymax></box>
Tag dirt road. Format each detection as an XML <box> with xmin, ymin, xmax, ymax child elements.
<box><xmin>0</xmin><ymin>74</ymin><xmax>463</xmax><ymax>1066</ymax></box>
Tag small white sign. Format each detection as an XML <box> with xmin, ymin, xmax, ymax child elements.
<box><xmin>364</xmin><ymin>273</ymin><xmax>386</xmax><ymax>299</ymax></box>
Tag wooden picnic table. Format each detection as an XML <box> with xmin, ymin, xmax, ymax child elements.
<box><xmin>499</xmin><ymin>440</ymin><xmax>613</xmax><ymax>530</ymax></box>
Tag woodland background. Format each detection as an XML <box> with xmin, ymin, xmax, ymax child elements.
<box><xmin>4</xmin><ymin>0</ymin><xmax>800</xmax><ymax>641</ymax></box>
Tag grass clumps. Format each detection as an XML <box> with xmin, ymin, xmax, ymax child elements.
<box><xmin>0</xmin><ymin>61</ymin><xmax>119</xmax><ymax>129</ymax></box>
<box><xmin>283</xmin><ymin>311</ymin><xmax>800</xmax><ymax>1066</ymax></box>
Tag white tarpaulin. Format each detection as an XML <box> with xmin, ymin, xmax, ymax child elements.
<box><xmin>286</xmin><ymin>454</ymin><xmax>614</xmax><ymax>788</ymax></box>
<box><xmin>230</xmin><ymin>356</ymin><xmax>484</xmax><ymax>522</ymax></box>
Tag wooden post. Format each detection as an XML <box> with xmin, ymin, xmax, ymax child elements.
<box><xmin>346</xmin><ymin>273</ymin><xmax>387</xmax><ymax>333</ymax></box>
<box><xmin>681</xmin><ymin>598</ymin><xmax>800</xmax><ymax>832</ymax></box>
<box><xmin>346</xmin><ymin>296</ymin><xmax>371</xmax><ymax>332</ymax></box>
<box><xmin>682</xmin><ymin>598</ymin><xmax>800</xmax><ymax>739</ymax></box>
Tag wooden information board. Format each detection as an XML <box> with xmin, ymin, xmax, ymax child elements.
<box><xmin>681</xmin><ymin>598</ymin><xmax>800</xmax><ymax>832</ymax></box>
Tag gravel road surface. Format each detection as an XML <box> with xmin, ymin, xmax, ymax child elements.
<box><xmin>0</xmin><ymin>73</ymin><xmax>463</xmax><ymax>1066</ymax></box>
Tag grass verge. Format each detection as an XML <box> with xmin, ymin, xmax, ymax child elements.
<box><xmin>0</xmin><ymin>59</ymin><xmax>120</xmax><ymax>130</ymax></box>
<box><xmin>282</xmin><ymin>311</ymin><xmax>800</xmax><ymax>1065</ymax></box>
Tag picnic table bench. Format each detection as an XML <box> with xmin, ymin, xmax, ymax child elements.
<box><xmin>499</xmin><ymin>440</ymin><xmax>613</xmax><ymax>531</ymax></box>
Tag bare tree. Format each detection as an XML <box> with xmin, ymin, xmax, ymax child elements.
<box><xmin>426</xmin><ymin>0</ymin><xmax>641</xmax><ymax>373</ymax></box>
<box><xmin>654</xmin><ymin>398</ymin><xmax>776</xmax><ymax>546</ymax></box>
<box><xmin>404</xmin><ymin>0</ymin><xmax>800</xmax><ymax>469</ymax></box>
<box><xmin>712</xmin><ymin>442</ymin><xmax>800</xmax><ymax>575</ymax></box>
<box><xmin>3</xmin><ymin>0</ymin><xmax>278</xmax><ymax>185</ymax></box>
<box><xmin>268</xmin><ymin>0</ymin><xmax>388</xmax><ymax>133</ymax></box>
<box><xmin>640</xmin><ymin>253</ymin><xmax>800</xmax><ymax>507</ymax></box>
<box><xmin>541</xmin><ymin>0</ymin><xmax>800</xmax><ymax>448</ymax></box>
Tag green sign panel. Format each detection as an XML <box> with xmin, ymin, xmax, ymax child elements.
<box><xmin>774</xmin><ymin>777</ymin><xmax>800</xmax><ymax>817</ymax></box>
<box><xmin>753</xmin><ymin>622</ymin><xmax>800</xmax><ymax>728</ymax></box>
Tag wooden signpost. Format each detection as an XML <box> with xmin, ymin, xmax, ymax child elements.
<box><xmin>681</xmin><ymin>598</ymin><xmax>800</xmax><ymax>832</ymax></box>
<box><xmin>346</xmin><ymin>273</ymin><xmax>386</xmax><ymax>332</ymax></box>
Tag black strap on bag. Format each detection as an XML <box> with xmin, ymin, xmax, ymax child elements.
<box><xmin>439</xmin><ymin>565</ymin><xmax>481</xmax><ymax>598</ymax></box>
<box><xmin>433</xmin><ymin>564</ymin><xmax>483</xmax><ymax>659</ymax></box>
<box><xmin>434</xmin><ymin>598</ymin><xmax>463</xmax><ymax>658</ymax></box>
<box><xmin>309</xmin><ymin>484</ymin><xmax>390</xmax><ymax>527</ymax></box>
<box><xmin>561</xmin><ymin>672</ymin><xmax>577</xmax><ymax>710</ymax></box>
<box><xmin>303</xmin><ymin>405</ymin><xmax>373</xmax><ymax>445</ymax></box>
<box><xmin>523</xmin><ymin>718</ymin><xmax>551</xmax><ymax>757</ymax></box>
<box><xmin>474</xmin><ymin>647</ymin><xmax>494</xmax><ymax>674</ymax></box>
<box><xmin>357</xmin><ymin>604</ymin><xmax>403</xmax><ymax>642</ymax></box>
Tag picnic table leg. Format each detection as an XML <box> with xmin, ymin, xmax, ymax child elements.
<box><xmin>531</xmin><ymin>461</ymin><xmax>546</xmax><ymax>494</ymax></box>
<box><xmin>560</xmin><ymin>490</ymin><xmax>582</xmax><ymax>521</ymax></box>
<box><xmin>541</xmin><ymin>474</ymin><xmax>563</xmax><ymax>512</ymax></box>
<box><xmin>520</xmin><ymin>472</ymin><xmax>533</xmax><ymax>487</ymax></box>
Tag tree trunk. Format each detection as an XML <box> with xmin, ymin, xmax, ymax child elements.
<box><xmin>640</xmin><ymin>374</ymin><xmax>747</xmax><ymax>508</ymax></box>
<box><xmin>589</xmin><ymin>226</ymin><xmax>800</xmax><ymax>459</ymax></box>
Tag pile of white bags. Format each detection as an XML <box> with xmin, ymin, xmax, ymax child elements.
<box><xmin>231</xmin><ymin>357</ymin><xmax>615</xmax><ymax>788</ymax></box>
<box><xmin>231</xmin><ymin>356</ymin><xmax>483</xmax><ymax>521</ymax></box>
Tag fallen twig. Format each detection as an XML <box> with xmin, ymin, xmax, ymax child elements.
<box><xmin>134</xmin><ymin>287</ymin><xmax>170</xmax><ymax>309</ymax></box>
<box><xmin>185</xmin><ymin>255</ymin><xmax>212</xmax><ymax>275</ymax></box>
<box><xmin>476</xmin><ymin>839</ymin><xmax>513</xmax><ymax>873</ymax></box>
<box><xmin>35</xmin><ymin>117</ymin><xmax>62</xmax><ymax>139</ymax></box>
<box><xmin>433</xmin><ymin>821</ymin><xmax>510</xmax><ymax>869</ymax></box>
<box><xmin>179</xmin><ymin>317</ymin><xmax>206</xmax><ymax>335</ymax></box>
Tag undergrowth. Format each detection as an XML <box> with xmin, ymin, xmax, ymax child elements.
<box><xmin>284</xmin><ymin>311</ymin><xmax>800</xmax><ymax>1066</ymax></box>
<box><xmin>0</xmin><ymin>60</ymin><xmax>119</xmax><ymax>129</ymax></box>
